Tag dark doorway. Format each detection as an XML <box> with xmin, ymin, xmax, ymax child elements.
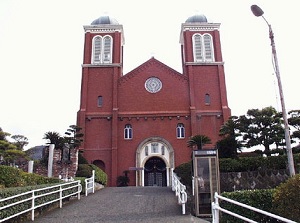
<box><xmin>144</xmin><ymin>157</ymin><xmax>167</xmax><ymax>186</ymax></box>
<box><xmin>93</xmin><ymin>160</ymin><xmax>105</xmax><ymax>172</ymax></box>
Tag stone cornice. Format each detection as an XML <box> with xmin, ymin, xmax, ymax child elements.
<box><xmin>83</xmin><ymin>24</ymin><xmax>125</xmax><ymax>45</ymax></box>
<box><xmin>82</xmin><ymin>63</ymin><xmax>122</xmax><ymax>68</ymax></box>
<box><xmin>84</xmin><ymin>25</ymin><xmax>123</xmax><ymax>33</ymax></box>
<box><xmin>185</xmin><ymin>61</ymin><xmax>224</xmax><ymax>66</ymax></box>
<box><xmin>180</xmin><ymin>22</ymin><xmax>220</xmax><ymax>44</ymax></box>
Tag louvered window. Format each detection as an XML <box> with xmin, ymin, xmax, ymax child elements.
<box><xmin>192</xmin><ymin>33</ymin><xmax>214</xmax><ymax>62</ymax></box>
<box><xmin>193</xmin><ymin>34</ymin><xmax>203</xmax><ymax>62</ymax></box>
<box><xmin>103</xmin><ymin>36</ymin><xmax>112</xmax><ymax>63</ymax></box>
<box><xmin>92</xmin><ymin>35</ymin><xmax>113</xmax><ymax>64</ymax></box>
<box><xmin>203</xmin><ymin>34</ymin><xmax>213</xmax><ymax>61</ymax></box>
<box><xmin>93</xmin><ymin>36</ymin><xmax>102</xmax><ymax>63</ymax></box>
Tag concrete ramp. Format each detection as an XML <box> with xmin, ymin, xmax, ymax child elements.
<box><xmin>31</xmin><ymin>187</ymin><xmax>210</xmax><ymax>223</ymax></box>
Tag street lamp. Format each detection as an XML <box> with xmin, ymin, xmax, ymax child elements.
<box><xmin>251</xmin><ymin>5</ymin><xmax>295</xmax><ymax>176</ymax></box>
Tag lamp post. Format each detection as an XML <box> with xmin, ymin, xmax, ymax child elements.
<box><xmin>251</xmin><ymin>5</ymin><xmax>295</xmax><ymax>176</ymax></box>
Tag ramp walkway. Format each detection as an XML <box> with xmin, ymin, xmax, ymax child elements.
<box><xmin>30</xmin><ymin>186</ymin><xmax>210</xmax><ymax>223</ymax></box>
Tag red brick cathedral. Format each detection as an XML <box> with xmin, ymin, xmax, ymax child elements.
<box><xmin>77</xmin><ymin>14</ymin><xmax>231</xmax><ymax>187</ymax></box>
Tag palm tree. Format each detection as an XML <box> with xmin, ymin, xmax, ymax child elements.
<box><xmin>187</xmin><ymin>135</ymin><xmax>212</xmax><ymax>150</ymax></box>
<box><xmin>43</xmin><ymin>131</ymin><xmax>65</xmax><ymax>149</ymax></box>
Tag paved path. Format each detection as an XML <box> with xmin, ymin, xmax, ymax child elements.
<box><xmin>30</xmin><ymin>186</ymin><xmax>211</xmax><ymax>223</ymax></box>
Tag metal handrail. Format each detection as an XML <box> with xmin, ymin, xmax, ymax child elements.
<box><xmin>211</xmin><ymin>192</ymin><xmax>297</xmax><ymax>223</ymax></box>
<box><xmin>0</xmin><ymin>180</ymin><xmax>82</xmax><ymax>222</ymax></box>
<box><xmin>172</xmin><ymin>172</ymin><xmax>187</xmax><ymax>214</ymax></box>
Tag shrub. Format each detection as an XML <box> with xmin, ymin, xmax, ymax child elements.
<box><xmin>0</xmin><ymin>181</ymin><xmax>79</xmax><ymax>222</ymax></box>
<box><xmin>78</xmin><ymin>152</ymin><xmax>89</xmax><ymax>164</ymax></box>
<box><xmin>75</xmin><ymin>164</ymin><xmax>91</xmax><ymax>178</ymax></box>
<box><xmin>272</xmin><ymin>174</ymin><xmax>300</xmax><ymax>221</ymax></box>
<box><xmin>0</xmin><ymin>165</ymin><xmax>59</xmax><ymax>188</ymax></box>
<box><xmin>219</xmin><ymin>155</ymin><xmax>291</xmax><ymax>172</ymax></box>
<box><xmin>74</xmin><ymin>177</ymin><xmax>86</xmax><ymax>193</ymax></box>
<box><xmin>173</xmin><ymin>161</ymin><xmax>192</xmax><ymax>188</ymax></box>
<box><xmin>0</xmin><ymin>165</ymin><xmax>25</xmax><ymax>187</ymax></box>
<box><xmin>21</xmin><ymin>172</ymin><xmax>59</xmax><ymax>186</ymax></box>
<box><xmin>220</xmin><ymin>189</ymin><xmax>274</xmax><ymax>223</ymax></box>
<box><xmin>76</xmin><ymin>164</ymin><xmax>107</xmax><ymax>186</ymax></box>
<box><xmin>89</xmin><ymin>164</ymin><xmax>107</xmax><ymax>186</ymax></box>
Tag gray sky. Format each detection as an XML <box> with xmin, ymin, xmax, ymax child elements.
<box><xmin>0</xmin><ymin>0</ymin><xmax>299</xmax><ymax>149</ymax></box>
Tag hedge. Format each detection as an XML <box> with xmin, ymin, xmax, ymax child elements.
<box><xmin>0</xmin><ymin>181</ymin><xmax>79</xmax><ymax>222</ymax></box>
<box><xmin>272</xmin><ymin>174</ymin><xmax>300</xmax><ymax>221</ymax></box>
<box><xmin>219</xmin><ymin>155</ymin><xmax>299</xmax><ymax>172</ymax></box>
<box><xmin>0</xmin><ymin>165</ymin><xmax>59</xmax><ymax>188</ymax></box>
<box><xmin>76</xmin><ymin>164</ymin><xmax>107</xmax><ymax>186</ymax></box>
<box><xmin>220</xmin><ymin>189</ymin><xmax>274</xmax><ymax>222</ymax></box>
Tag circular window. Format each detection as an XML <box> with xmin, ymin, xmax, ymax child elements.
<box><xmin>145</xmin><ymin>77</ymin><xmax>162</xmax><ymax>93</ymax></box>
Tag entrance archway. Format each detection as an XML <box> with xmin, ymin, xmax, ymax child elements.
<box><xmin>144</xmin><ymin>157</ymin><xmax>167</xmax><ymax>186</ymax></box>
<box><xmin>92</xmin><ymin>160</ymin><xmax>105</xmax><ymax>172</ymax></box>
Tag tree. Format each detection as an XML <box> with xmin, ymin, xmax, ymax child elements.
<box><xmin>43</xmin><ymin>131</ymin><xmax>65</xmax><ymax>149</ymax></box>
<box><xmin>64</xmin><ymin>125</ymin><xmax>84</xmax><ymax>150</ymax></box>
<box><xmin>187</xmin><ymin>134</ymin><xmax>212</xmax><ymax>150</ymax></box>
<box><xmin>0</xmin><ymin>127</ymin><xmax>10</xmax><ymax>141</ymax></box>
<box><xmin>43</xmin><ymin>125</ymin><xmax>83</xmax><ymax>164</ymax></box>
<box><xmin>238</xmin><ymin>106</ymin><xmax>285</xmax><ymax>155</ymax></box>
<box><xmin>217</xmin><ymin>116</ymin><xmax>241</xmax><ymax>158</ymax></box>
<box><xmin>11</xmin><ymin>134</ymin><xmax>28</xmax><ymax>150</ymax></box>
<box><xmin>288</xmin><ymin>110</ymin><xmax>300</xmax><ymax>141</ymax></box>
<box><xmin>3</xmin><ymin>149</ymin><xmax>28</xmax><ymax>165</ymax></box>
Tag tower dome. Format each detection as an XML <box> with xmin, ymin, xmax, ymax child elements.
<box><xmin>185</xmin><ymin>14</ymin><xmax>208</xmax><ymax>23</ymax></box>
<box><xmin>91</xmin><ymin>15</ymin><xmax>119</xmax><ymax>25</ymax></box>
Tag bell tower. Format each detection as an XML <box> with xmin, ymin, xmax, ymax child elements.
<box><xmin>180</xmin><ymin>14</ymin><xmax>231</xmax><ymax>143</ymax></box>
<box><xmin>77</xmin><ymin>15</ymin><xmax>124</xmax><ymax>185</ymax></box>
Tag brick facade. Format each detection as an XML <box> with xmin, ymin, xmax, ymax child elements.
<box><xmin>77</xmin><ymin>15</ymin><xmax>231</xmax><ymax>186</ymax></box>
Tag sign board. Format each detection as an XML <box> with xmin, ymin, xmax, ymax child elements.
<box><xmin>193</xmin><ymin>149</ymin><xmax>217</xmax><ymax>157</ymax></box>
<box><xmin>129</xmin><ymin>167</ymin><xmax>144</xmax><ymax>171</ymax></box>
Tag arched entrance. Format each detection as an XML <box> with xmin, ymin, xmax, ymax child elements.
<box><xmin>92</xmin><ymin>160</ymin><xmax>105</xmax><ymax>172</ymax></box>
<box><xmin>144</xmin><ymin>157</ymin><xmax>167</xmax><ymax>186</ymax></box>
<box><xmin>136</xmin><ymin>137</ymin><xmax>174</xmax><ymax>186</ymax></box>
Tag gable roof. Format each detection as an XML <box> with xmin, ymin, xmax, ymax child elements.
<box><xmin>119</xmin><ymin>57</ymin><xmax>187</xmax><ymax>85</ymax></box>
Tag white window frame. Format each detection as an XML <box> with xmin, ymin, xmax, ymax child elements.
<box><xmin>91</xmin><ymin>35</ymin><xmax>113</xmax><ymax>64</ymax></box>
<box><xmin>176</xmin><ymin>123</ymin><xmax>185</xmax><ymax>139</ymax></box>
<box><xmin>192</xmin><ymin>33</ymin><xmax>214</xmax><ymax>62</ymax></box>
<box><xmin>124</xmin><ymin>124</ymin><xmax>132</xmax><ymax>139</ymax></box>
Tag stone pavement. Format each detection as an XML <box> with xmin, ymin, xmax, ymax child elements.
<box><xmin>30</xmin><ymin>186</ymin><xmax>211</xmax><ymax>223</ymax></box>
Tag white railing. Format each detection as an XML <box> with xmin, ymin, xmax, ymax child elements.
<box><xmin>172</xmin><ymin>172</ymin><xmax>187</xmax><ymax>214</ymax></box>
<box><xmin>0</xmin><ymin>180</ymin><xmax>82</xmax><ymax>222</ymax></box>
<box><xmin>85</xmin><ymin>170</ymin><xmax>95</xmax><ymax>196</ymax></box>
<box><xmin>212</xmin><ymin>192</ymin><xmax>297</xmax><ymax>223</ymax></box>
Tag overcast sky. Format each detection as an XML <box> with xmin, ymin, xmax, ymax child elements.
<box><xmin>0</xmin><ymin>0</ymin><xmax>299</xmax><ymax>149</ymax></box>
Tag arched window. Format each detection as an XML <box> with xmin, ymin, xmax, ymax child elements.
<box><xmin>92</xmin><ymin>36</ymin><xmax>102</xmax><ymax>63</ymax></box>
<box><xmin>92</xmin><ymin>35</ymin><xmax>113</xmax><ymax>64</ymax></box>
<box><xmin>103</xmin><ymin>36</ymin><xmax>112</xmax><ymax>63</ymax></box>
<box><xmin>124</xmin><ymin>124</ymin><xmax>132</xmax><ymax>139</ymax></box>
<box><xmin>97</xmin><ymin>96</ymin><xmax>103</xmax><ymax>107</ymax></box>
<box><xmin>193</xmin><ymin>34</ymin><xmax>203</xmax><ymax>62</ymax></box>
<box><xmin>205</xmin><ymin>93</ymin><xmax>211</xmax><ymax>105</ymax></box>
<box><xmin>203</xmin><ymin>34</ymin><xmax>214</xmax><ymax>62</ymax></box>
<box><xmin>176</xmin><ymin>123</ymin><xmax>185</xmax><ymax>139</ymax></box>
<box><xmin>192</xmin><ymin>33</ymin><xmax>214</xmax><ymax>62</ymax></box>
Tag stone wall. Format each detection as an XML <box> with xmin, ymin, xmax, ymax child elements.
<box><xmin>22</xmin><ymin>148</ymin><xmax>78</xmax><ymax>180</ymax></box>
<box><xmin>51</xmin><ymin>148</ymin><xmax>78</xmax><ymax>179</ymax></box>
<box><xmin>220</xmin><ymin>169</ymin><xmax>290</xmax><ymax>192</ymax></box>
